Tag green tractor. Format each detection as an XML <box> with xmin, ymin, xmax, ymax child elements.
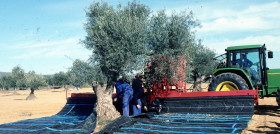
<box><xmin>209</xmin><ymin>44</ymin><xmax>280</xmax><ymax>106</ymax></box>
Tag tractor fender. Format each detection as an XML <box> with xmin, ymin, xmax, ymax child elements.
<box><xmin>213</xmin><ymin>68</ymin><xmax>255</xmax><ymax>89</ymax></box>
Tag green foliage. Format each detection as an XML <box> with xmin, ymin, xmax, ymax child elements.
<box><xmin>145</xmin><ymin>10</ymin><xmax>199</xmax><ymax>86</ymax></box>
<box><xmin>0</xmin><ymin>63</ymin><xmax>107</xmax><ymax>91</ymax></box>
<box><xmin>26</xmin><ymin>71</ymin><xmax>47</xmax><ymax>90</ymax></box>
<box><xmin>83</xmin><ymin>1</ymin><xmax>216</xmax><ymax>92</ymax></box>
<box><xmin>68</xmin><ymin>59</ymin><xmax>105</xmax><ymax>87</ymax></box>
<box><xmin>0</xmin><ymin>67</ymin><xmax>48</xmax><ymax>92</ymax></box>
<box><xmin>190</xmin><ymin>41</ymin><xmax>217</xmax><ymax>81</ymax></box>
<box><xmin>0</xmin><ymin>75</ymin><xmax>15</xmax><ymax>90</ymax></box>
<box><xmin>84</xmin><ymin>1</ymin><xmax>150</xmax><ymax>89</ymax></box>
<box><xmin>149</xmin><ymin>10</ymin><xmax>198</xmax><ymax>56</ymax></box>
<box><xmin>53</xmin><ymin>72</ymin><xmax>71</xmax><ymax>87</ymax></box>
<box><xmin>90</xmin><ymin>64</ymin><xmax>107</xmax><ymax>87</ymax></box>
<box><xmin>45</xmin><ymin>75</ymin><xmax>55</xmax><ymax>86</ymax></box>
<box><xmin>12</xmin><ymin>66</ymin><xmax>27</xmax><ymax>90</ymax></box>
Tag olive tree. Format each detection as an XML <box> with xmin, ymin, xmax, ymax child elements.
<box><xmin>53</xmin><ymin>72</ymin><xmax>71</xmax><ymax>90</ymax></box>
<box><xmin>145</xmin><ymin>10</ymin><xmax>199</xmax><ymax>89</ymax></box>
<box><xmin>68</xmin><ymin>59</ymin><xmax>96</xmax><ymax>88</ymax></box>
<box><xmin>90</xmin><ymin>64</ymin><xmax>107</xmax><ymax>88</ymax></box>
<box><xmin>190</xmin><ymin>41</ymin><xmax>216</xmax><ymax>91</ymax></box>
<box><xmin>45</xmin><ymin>75</ymin><xmax>55</xmax><ymax>87</ymax></box>
<box><xmin>0</xmin><ymin>75</ymin><xmax>15</xmax><ymax>90</ymax></box>
<box><xmin>12</xmin><ymin>66</ymin><xmax>27</xmax><ymax>94</ymax></box>
<box><xmin>83</xmin><ymin>1</ymin><xmax>150</xmax><ymax>121</ymax></box>
<box><xmin>26</xmin><ymin>71</ymin><xmax>47</xmax><ymax>100</ymax></box>
<box><xmin>0</xmin><ymin>78</ymin><xmax>2</xmax><ymax>90</ymax></box>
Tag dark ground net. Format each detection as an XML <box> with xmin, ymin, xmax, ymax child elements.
<box><xmin>100</xmin><ymin>113</ymin><xmax>253</xmax><ymax>134</ymax></box>
<box><xmin>0</xmin><ymin>97</ymin><xmax>97</xmax><ymax>134</ymax></box>
<box><xmin>100</xmin><ymin>95</ymin><xmax>254</xmax><ymax>134</ymax></box>
<box><xmin>0</xmin><ymin>95</ymin><xmax>254</xmax><ymax>134</ymax></box>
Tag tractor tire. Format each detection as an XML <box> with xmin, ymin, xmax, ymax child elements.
<box><xmin>277</xmin><ymin>87</ymin><xmax>280</xmax><ymax>107</ymax></box>
<box><xmin>208</xmin><ymin>73</ymin><xmax>249</xmax><ymax>91</ymax></box>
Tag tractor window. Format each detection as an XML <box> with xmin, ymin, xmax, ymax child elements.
<box><xmin>229</xmin><ymin>49</ymin><xmax>261</xmax><ymax>87</ymax></box>
<box><xmin>229</xmin><ymin>51</ymin><xmax>240</xmax><ymax>67</ymax></box>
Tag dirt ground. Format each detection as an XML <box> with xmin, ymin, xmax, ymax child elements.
<box><xmin>0</xmin><ymin>88</ymin><xmax>279</xmax><ymax>133</ymax></box>
<box><xmin>243</xmin><ymin>97</ymin><xmax>280</xmax><ymax>134</ymax></box>
<box><xmin>0</xmin><ymin>88</ymin><xmax>93</xmax><ymax>124</ymax></box>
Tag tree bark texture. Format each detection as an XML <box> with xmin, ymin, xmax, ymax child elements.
<box><xmin>193</xmin><ymin>77</ymin><xmax>202</xmax><ymax>92</ymax></box>
<box><xmin>26</xmin><ymin>88</ymin><xmax>36</xmax><ymax>100</ymax></box>
<box><xmin>30</xmin><ymin>88</ymin><xmax>35</xmax><ymax>94</ymax></box>
<box><xmin>95</xmin><ymin>84</ymin><xmax>120</xmax><ymax>121</ymax></box>
<box><xmin>92</xmin><ymin>81</ymin><xmax>98</xmax><ymax>93</ymax></box>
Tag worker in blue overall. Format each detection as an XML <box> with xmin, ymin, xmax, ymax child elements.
<box><xmin>132</xmin><ymin>76</ymin><xmax>148</xmax><ymax>115</ymax></box>
<box><xmin>114</xmin><ymin>79</ymin><xmax>133</xmax><ymax>117</ymax></box>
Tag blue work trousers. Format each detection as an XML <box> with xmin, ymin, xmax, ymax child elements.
<box><xmin>133</xmin><ymin>99</ymin><xmax>142</xmax><ymax>115</ymax></box>
<box><xmin>122</xmin><ymin>88</ymin><xmax>133</xmax><ymax>117</ymax></box>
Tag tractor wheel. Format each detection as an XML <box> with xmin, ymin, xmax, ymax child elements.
<box><xmin>208</xmin><ymin>73</ymin><xmax>249</xmax><ymax>91</ymax></box>
<box><xmin>277</xmin><ymin>87</ymin><xmax>280</xmax><ymax>107</ymax></box>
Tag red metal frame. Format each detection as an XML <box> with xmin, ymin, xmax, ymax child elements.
<box><xmin>154</xmin><ymin>90</ymin><xmax>258</xmax><ymax>97</ymax></box>
<box><xmin>70</xmin><ymin>93</ymin><xmax>117</xmax><ymax>98</ymax></box>
<box><xmin>66</xmin><ymin>89</ymin><xmax>68</xmax><ymax>100</ymax></box>
<box><xmin>71</xmin><ymin>93</ymin><xmax>96</xmax><ymax>98</ymax></box>
<box><xmin>69</xmin><ymin>90</ymin><xmax>259</xmax><ymax>107</ymax></box>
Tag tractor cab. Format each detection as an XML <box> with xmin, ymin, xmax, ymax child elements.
<box><xmin>226</xmin><ymin>45</ymin><xmax>266</xmax><ymax>88</ymax></box>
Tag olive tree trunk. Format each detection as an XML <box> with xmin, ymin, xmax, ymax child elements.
<box><xmin>95</xmin><ymin>80</ymin><xmax>120</xmax><ymax>130</ymax></box>
<box><xmin>193</xmin><ymin>75</ymin><xmax>202</xmax><ymax>92</ymax></box>
<box><xmin>26</xmin><ymin>88</ymin><xmax>36</xmax><ymax>100</ymax></box>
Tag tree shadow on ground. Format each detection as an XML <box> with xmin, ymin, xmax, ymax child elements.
<box><xmin>2</xmin><ymin>94</ymin><xmax>13</xmax><ymax>96</ymax></box>
<box><xmin>255</xmin><ymin>105</ymin><xmax>280</xmax><ymax>117</ymax></box>
<box><xmin>247</xmin><ymin>127</ymin><xmax>280</xmax><ymax>134</ymax></box>
<box><xmin>13</xmin><ymin>99</ymin><xmax>25</xmax><ymax>100</ymax></box>
<box><xmin>246</xmin><ymin>105</ymin><xmax>280</xmax><ymax>134</ymax></box>
<box><xmin>51</xmin><ymin>90</ymin><xmax>63</xmax><ymax>92</ymax></box>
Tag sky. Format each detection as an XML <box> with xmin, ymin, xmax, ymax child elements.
<box><xmin>0</xmin><ymin>0</ymin><xmax>280</xmax><ymax>75</ymax></box>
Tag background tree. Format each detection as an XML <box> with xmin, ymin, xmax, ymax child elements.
<box><xmin>90</xmin><ymin>65</ymin><xmax>107</xmax><ymax>88</ymax></box>
<box><xmin>12</xmin><ymin>66</ymin><xmax>27</xmax><ymax>92</ymax></box>
<box><xmin>53</xmin><ymin>72</ymin><xmax>71</xmax><ymax>90</ymax></box>
<box><xmin>145</xmin><ymin>10</ymin><xmax>199</xmax><ymax>89</ymax></box>
<box><xmin>0</xmin><ymin>75</ymin><xmax>15</xmax><ymax>90</ymax></box>
<box><xmin>85</xmin><ymin>62</ymin><xmax>107</xmax><ymax>93</ymax></box>
<box><xmin>190</xmin><ymin>41</ymin><xmax>216</xmax><ymax>91</ymax></box>
<box><xmin>69</xmin><ymin>59</ymin><xmax>97</xmax><ymax>89</ymax></box>
<box><xmin>0</xmin><ymin>78</ymin><xmax>2</xmax><ymax>90</ymax></box>
<box><xmin>26</xmin><ymin>71</ymin><xmax>47</xmax><ymax>100</ymax></box>
<box><xmin>84</xmin><ymin>1</ymin><xmax>150</xmax><ymax>122</ymax></box>
<box><xmin>45</xmin><ymin>75</ymin><xmax>55</xmax><ymax>88</ymax></box>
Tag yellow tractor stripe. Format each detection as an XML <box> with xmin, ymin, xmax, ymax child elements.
<box><xmin>268</xmin><ymin>73</ymin><xmax>280</xmax><ymax>75</ymax></box>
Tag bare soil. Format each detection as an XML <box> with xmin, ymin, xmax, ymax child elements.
<box><xmin>0</xmin><ymin>88</ymin><xmax>279</xmax><ymax>133</ymax></box>
<box><xmin>0</xmin><ymin>88</ymin><xmax>93</xmax><ymax>124</ymax></box>
<box><xmin>242</xmin><ymin>97</ymin><xmax>280</xmax><ymax>134</ymax></box>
